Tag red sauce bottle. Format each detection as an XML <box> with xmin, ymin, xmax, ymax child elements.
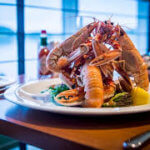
<box><xmin>38</xmin><ymin>30</ymin><xmax>52</xmax><ymax>77</ymax></box>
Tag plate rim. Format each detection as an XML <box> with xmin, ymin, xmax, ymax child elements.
<box><xmin>0</xmin><ymin>76</ymin><xmax>16</xmax><ymax>88</ymax></box>
<box><xmin>17</xmin><ymin>78</ymin><xmax>62</xmax><ymax>99</ymax></box>
<box><xmin>4</xmin><ymin>78</ymin><xmax>150</xmax><ymax>116</ymax></box>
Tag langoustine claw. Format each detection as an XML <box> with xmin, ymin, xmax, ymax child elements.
<box><xmin>46</xmin><ymin>22</ymin><xmax>98</xmax><ymax>72</ymax></box>
<box><xmin>90</xmin><ymin>50</ymin><xmax>121</xmax><ymax>66</ymax></box>
<box><xmin>54</xmin><ymin>88</ymin><xmax>84</xmax><ymax>106</ymax></box>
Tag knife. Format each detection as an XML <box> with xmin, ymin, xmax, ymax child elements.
<box><xmin>123</xmin><ymin>130</ymin><xmax>150</xmax><ymax>149</ymax></box>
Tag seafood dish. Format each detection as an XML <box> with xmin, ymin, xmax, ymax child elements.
<box><xmin>46</xmin><ymin>20</ymin><xmax>150</xmax><ymax>108</ymax></box>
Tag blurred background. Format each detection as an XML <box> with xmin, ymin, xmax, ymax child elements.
<box><xmin>0</xmin><ymin>0</ymin><xmax>150</xmax><ymax>79</ymax></box>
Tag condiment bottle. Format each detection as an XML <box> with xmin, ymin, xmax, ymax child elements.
<box><xmin>38</xmin><ymin>30</ymin><xmax>52</xmax><ymax>78</ymax></box>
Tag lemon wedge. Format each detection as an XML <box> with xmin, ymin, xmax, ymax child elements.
<box><xmin>131</xmin><ymin>87</ymin><xmax>150</xmax><ymax>106</ymax></box>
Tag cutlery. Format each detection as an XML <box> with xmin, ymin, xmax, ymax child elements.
<box><xmin>123</xmin><ymin>130</ymin><xmax>150</xmax><ymax>149</ymax></box>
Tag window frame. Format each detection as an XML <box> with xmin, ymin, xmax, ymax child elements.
<box><xmin>0</xmin><ymin>0</ymin><xmax>150</xmax><ymax>75</ymax></box>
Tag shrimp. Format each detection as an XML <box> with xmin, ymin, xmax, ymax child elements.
<box><xmin>90</xmin><ymin>21</ymin><xmax>122</xmax><ymax>77</ymax></box>
<box><xmin>118</xmin><ymin>28</ymin><xmax>149</xmax><ymax>91</ymax></box>
<box><xmin>81</xmin><ymin>62</ymin><xmax>104</xmax><ymax>107</ymax></box>
<box><xmin>90</xmin><ymin>22</ymin><xmax>133</xmax><ymax>92</ymax></box>
<box><xmin>46</xmin><ymin>22</ymin><xmax>98</xmax><ymax>72</ymax></box>
<box><xmin>55</xmin><ymin>62</ymin><xmax>104</xmax><ymax>107</ymax></box>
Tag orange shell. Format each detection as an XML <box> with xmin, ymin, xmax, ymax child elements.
<box><xmin>81</xmin><ymin>64</ymin><xmax>104</xmax><ymax>107</ymax></box>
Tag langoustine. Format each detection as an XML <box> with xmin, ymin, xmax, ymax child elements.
<box><xmin>46</xmin><ymin>22</ymin><xmax>98</xmax><ymax>89</ymax></box>
<box><xmin>46</xmin><ymin>19</ymin><xmax>149</xmax><ymax>107</ymax></box>
<box><xmin>81</xmin><ymin>62</ymin><xmax>104</xmax><ymax>107</ymax></box>
<box><xmin>90</xmin><ymin>21</ymin><xmax>148</xmax><ymax>91</ymax></box>
<box><xmin>46</xmin><ymin>22</ymin><xmax>98</xmax><ymax>73</ymax></box>
<box><xmin>118</xmin><ymin>28</ymin><xmax>149</xmax><ymax>91</ymax></box>
<box><xmin>55</xmin><ymin>63</ymin><xmax>116</xmax><ymax>107</ymax></box>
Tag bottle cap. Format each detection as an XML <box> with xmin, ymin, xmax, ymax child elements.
<box><xmin>41</xmin><ymin>30</ymin><xmax>47</xmax><ymax>34</ymax></box>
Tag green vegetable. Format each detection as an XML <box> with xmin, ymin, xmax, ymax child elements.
<box><xmin>49</xmin><ymin>84</ymin><xmax>69</xmax><ymax>98</ymax></box>
<box><xmin>41</xmin><ymin>84</ymin><xmax>69</xmax><ymax>99</ymax></box>
<box><xmin>102</xmin><ymin>92</ymin><xmax>133</xmax><ymax>107</ymax></box>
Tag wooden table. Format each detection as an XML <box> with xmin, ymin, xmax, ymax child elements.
<box><xmin>1</xmin><ymin>76</ymin><xmax>150</xmax><ymax>150</ymax></box>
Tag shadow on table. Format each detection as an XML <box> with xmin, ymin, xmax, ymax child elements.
<box><xmin>5</xmin><ymin>104</ymin><xmax>150</xmax><ymax>130</ymax></box>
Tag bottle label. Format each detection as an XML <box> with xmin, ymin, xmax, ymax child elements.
<box><xmin>38</xmin><ymin>55</ymin><xmax>49</xmax><ymax>75</ymax></box>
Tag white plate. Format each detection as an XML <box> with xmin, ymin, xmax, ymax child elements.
<box><xmin>0</xmin><ymin>86</ymin><xmax>9</xmax><ymax>92</ymax></box>
<box><xmin>0</xmin><ymin>86</ymin><xmax>10</xmax><ymax>96</ymax></box>
<box><xmin>17</xmin><ymin>78</ymin><xmax>62</xmax><ymax>101</ymax></box>
<box><xmin>0</xmin><ymin>76</ymin><xmax>16</xmax><ymax>88</ymax></box>
<box><xmin>4</xmin><ymin>78</ymin><xmax>150</xmax><ymax>116</ymax></box>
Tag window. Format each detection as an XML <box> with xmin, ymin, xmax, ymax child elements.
<box><xmin>0</xmin><ymin>0</ymin><xmax>149</xmax><ymax>77</ymax></box>
<box><xmin>79</xmin><ymin>0</ymin><xmax>149</xmax><ymax>54</ymax></box>
<box><xmin>24</xmin><ymin>0</ymin><xmax>62</xmax><ymax>78</ymax></box>
<box><xmin>0</xmin><ymin>1</ymin><xmax>17</xmax><ymax>77</ymax></box>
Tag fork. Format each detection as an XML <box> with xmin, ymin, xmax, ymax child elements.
<box><xmin>123</xmin><ymin>130</ymin><xmax>150</xmax><ymax>149</ymax></box>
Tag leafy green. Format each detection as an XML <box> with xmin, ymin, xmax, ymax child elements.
<box><xmin>102</xmin><ymin>92</ymin><xmax>133</xmax><ymax>107</ymax></box>
<box><xmin>41</xmin><ymin>84</ymin><xmax>69</xmax><ymax>99</ymax></box>
<box><xmin>49</xmin><ymin>84</ymin><xmax>69</xmax><ymax>97</ymax></box>
<box><xmin>111</xmin><ymin>92</ymin><xmax>128</xmax><ymax>102</ymax></box>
